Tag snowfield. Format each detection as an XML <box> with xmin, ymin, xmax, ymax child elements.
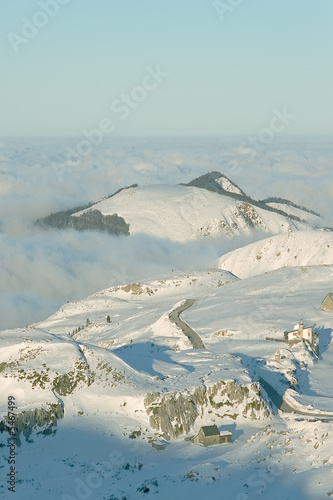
<box><xmin>1</xmin><ymin>265</ymin><xmax>333</xmax><ymax>499</ymax></box>
<box><xmin>74</xmin><ymin>184</ymin><xmax>312</xmax><ymax>241</ymax></box>
<box><xmin>215</xmin><ymin>174</ymin><xmax>244</xmax><ymax>195</ymax></box>
<box><xmin>218</xmin><ymin>230</ymin><xmax>333</xmax><ymax>278</ymax></box>
<box><xmin>266</xmin><ymin>201</ymin><xmax>323</xmax><ymax>226</ymax></box>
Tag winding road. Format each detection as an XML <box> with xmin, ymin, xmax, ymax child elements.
<box><xmin>169</xmin><ymin>299</ymin><xmax>206</xmax><ymax>349</ymax></box>
<box><xmin>259</xmin><ymin>377</ymin><xmax>333</xmax><ymax>421</ymax></box>
<box><xmin>168</xmin><ymin>302</ymin><xmax>333</xmax><ymax>418</ymax></box>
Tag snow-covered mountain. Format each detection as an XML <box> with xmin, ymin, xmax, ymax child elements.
<box><xmin>182</xmin><ymin>170</ymin><xmax>246</xmax><ymax>196</ymax></box>
<box><xmin>1</xmin><ymin>264</ymin><xmax>333</xmax><ymax>499</ymax></box>
<box><xmin>265</xmin><ymin>201</ymin><xmax>322</xmax><ymax>226</ymax></box>
<box><xmin>74</xmin><ymin>183</ymin><xmax>312</xmax><ymax>242</ymax></box>
<box><xmin>37</xmin><ymin>171</ymin><xmax>327</xmax><ymax>243</ymax></box>
<box><xmin>3</xmin><ymin>169</ymin><xmax>333</xmax><ymax>499</ymax></box>
<box><xmin>218</xmin><ymin>230</ymin><xmax>333</xmax><ymax>278</ymax></box>
<box><xmin>215</xmin><ymin>174</ymin><xmax>245</xmax><ymax>195</ymax></box>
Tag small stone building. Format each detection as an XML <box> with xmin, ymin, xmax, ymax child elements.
<box><xmin>275</xmin><ymin>350</ymin><xmax>281</xmax><ymax>362</ymax></box>
<box><xmin>322</xmin><ymin>293</ymin><xmax>333</xmax><ymax>312</ymax></box>
<box><xmin>219</xmin><ymin>431</ymin><xmax>233</xmax><ymax>444</ymax></box>
<box><xmin>194</xmin><ymin>425</ymin><xmax>232</xmax><ymax>446</ymax></box>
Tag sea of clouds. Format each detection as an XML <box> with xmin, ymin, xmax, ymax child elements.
<box><xmin>0</xmin><ymin>136</ymin><xmax>332</xmax><ymax>330</ymax></box>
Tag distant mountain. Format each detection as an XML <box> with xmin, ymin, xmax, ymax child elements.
<box><xmin>181</xmin><ymin>170</ymin><xmax>246</xmax><ymax>196</ymax></box>
<box><xmin>73</xmin><ymin>184</ymin><xmax>313</xmax><ymax>242</ymax></box>
<box><xmin>218</xmin><ymin>230</ymin><xmax>333</xmax><ymax>278</ymax></box>
<box><xmin>37</xmin><ymin>172</ymin><xmax>326</xmax><ymax>241</ymax></box>
<box><xmin>261</xmin><ymin>198</ymin><xmax>322</xmax><ymax>224</ymax></box>
<box><xmin>182</xmin><ymin>171</ymin><xmax>323</xmax><ymax>224</ymax></box>
<box><xmin>36</xmin><ymin>204</ymin><xmax>130</xmax><ymax>236</ymax></box>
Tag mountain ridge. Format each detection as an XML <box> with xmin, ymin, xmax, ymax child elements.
<box><xmin>36</xmin><ymin>172</ymin><xmax>326</xmax><ymax>241</ymax></box>
<box><xmin>218</xmin><ymin>230</ymin><xmax>333</xmax><ymax>278</ymax></box>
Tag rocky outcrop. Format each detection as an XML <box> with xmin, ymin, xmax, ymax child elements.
<box><xmin>237</xmin><ymin>202</ymin><xmax>265</xmax><ymax>229</ymax></box>
<box><xmin>0</xmin><ymin>402</ymin><xmax>64</xmax><ymax>439</ymax></box>
<box><xmin>145</xmin><ymin>392</ymin><xmax>198</xmax><ymax>438</ymax></box>
<box><xmin>52</xmin><ymin>360</ymin><xmax>94</xmax><ymax>395</ymax></box>
<box><xmin>207</xmin><ymin>380</ymin><xmax>267</xmax><ymax>419</ymax></box>
<box><xmin>113</xmin><ymin>283</ymin><xmax>157</xmax><ymax>296</ymax></box>
<box><xmin>144</xmin><ymin>380</ymin><xmax>270</xmax><ymax>438</ymax></box>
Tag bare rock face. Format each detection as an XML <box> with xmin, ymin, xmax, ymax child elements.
<box><xmin>145</xmin><ymin>392</ymin><xmax>198</xmax><ymax>438</ymax></box>
<box><xmin>113</xmin><ymin>283</ymin><xmax>157</xmax><ymax>296</ymax></box>
<box><xmin>144</xmin><ymin>381</ymin><xmax>270</xmax><ymax>438</ymax></box>
<box><xmin>0</xmin><ymin>402</ymin><xmax>64</xmax><ymax>439</ymax></box>
<box><xmin>237</xmin><ymin>202</ymin><xmax>265</xmax><ymax>229</ymax></box>
<box><xmin>207</xmin><ymin>381</ymin><xmax>269</xmax><ymax>419</ymax></box>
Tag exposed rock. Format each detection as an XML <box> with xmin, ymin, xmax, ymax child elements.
<box><xmin>192</xmin><ymin>386</ymin><xmax>207</xmax><ymax>409</ymax></box>
<box><xmin>237</xmin><ymin>202</ymin><xmax>265</xmax><ymax>229</ymax></box>
<box><xmin>145</xmin><ymin>392</ymin><xmax>197</xmax><ymax>438</ymax></box>
<box><xmin>144</xmin><ymin>381</ymin><xmax>270</xmax><ymax>438</ymax></box>
<box><xmin>114</xmin><ymin>283</ymin><xmax>157</xmax><ymax>296</ymax></box>
<box><xmin>0</xmin><ymin>402</ymin><xmax>64</xmax><ymax>439</ymax></box>
<box><xmin>3</xmin><ymin>358</ymin><xmax>94</xmax><ymax>396</ymax></box>
<box><xmin>52</xmin><ymin>359</ymin><xmax>94</xmax><ymax>395</ymax></box>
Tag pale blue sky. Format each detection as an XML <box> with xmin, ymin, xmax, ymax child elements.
<box><xmin>0</xmin><ymin>0</ymin><xmax>332</xmax><ymax>137</ymax></box>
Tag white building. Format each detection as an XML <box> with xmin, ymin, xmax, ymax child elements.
<box><xmin>287</xmin><ymin>320</ymin><xmax>314</xmax><ymax>345</ymax></box>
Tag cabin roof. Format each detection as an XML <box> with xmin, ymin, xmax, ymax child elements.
<box><xmin>201</xmin><ymin>425</ymin><xmax>219</xmax><ymax>436</ymax></box>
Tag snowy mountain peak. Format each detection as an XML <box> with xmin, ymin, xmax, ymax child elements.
<box><xmin>73</xmin><ymin>183</ymin><xmax>313</xmax><ymax>242</ymax></box>
<box><xmin>215</xmin><ymin>174</ymin><xmax>244</xmax><ymax>195</ymax></box>
<box><xmin>38</xmin><ymin>172</ymin><xmax>327</xmax><ymax>244</ymax></box>
<box><xmin>182</xmin><ymin>170</ymin><xmax>246</xmax><ymax>197</ymax></box>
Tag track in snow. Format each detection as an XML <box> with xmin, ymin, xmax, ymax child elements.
<box><xmin>169</xmin><ymin>299</ymin><xmax>206</xmax><ymax>349</ymax></box>
<box><xmin>259</xmin><ymin>377</ymin><xmax>333</xmax><ymax>421</ymax></box>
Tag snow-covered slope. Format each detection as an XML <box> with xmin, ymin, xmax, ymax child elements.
<box><xmin>1</xmin><ymin>265</ymin><xmax>333</xmax><ymax>499</ymax></box>
<box><xmin>74</xmin><ymin>184</ymin><xmax>311</xmax><ymax>241</ymax></box>
<box><xmin>266</xmin><ymin>201</ymin><xmax>323</xmax><ymax>227</ymax></box>
<box><xmin>215</xmin><ymin>174</ymin><xmax>245</xmax><ymax>195</ymax></box>
<box><xmin>218</xmin><ymin>231</ymin><xmax>333</xmax><ymax>278</ymax></box>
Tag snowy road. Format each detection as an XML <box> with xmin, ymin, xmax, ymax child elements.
<box><xmin>169</xmin><ymin>299</ymin><xmax>206</xmax><ymax>349</ymax></box>
<box><xmin>259</xmin><ymin>377</ymin><xmax>333</xmax><ymax>421</ymax></box>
